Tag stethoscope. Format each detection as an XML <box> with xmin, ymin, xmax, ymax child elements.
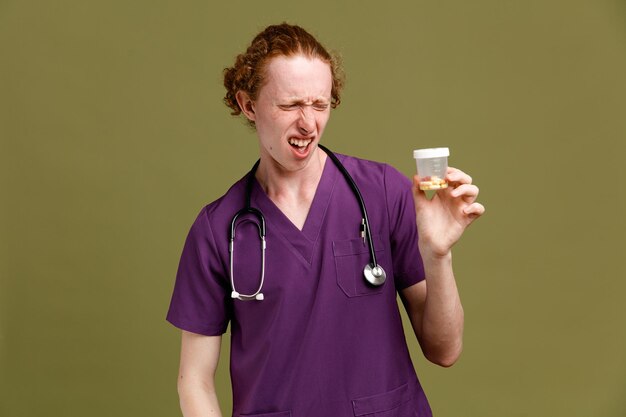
<box><xmin>229</xmin><ymin>144</ymin><xmax>386</xmax><ymax>301</ymax></box>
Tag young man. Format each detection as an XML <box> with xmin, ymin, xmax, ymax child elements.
<box><xmin>167</xmin><ymin>23</ymin><xmax>484</xmax><ymax>417</ymax></box>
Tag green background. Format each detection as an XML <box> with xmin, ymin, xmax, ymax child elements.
<box><xmin>2</xmin><ymin>1</ymin><xmax>625</xmax><ymax>416</ymax></box>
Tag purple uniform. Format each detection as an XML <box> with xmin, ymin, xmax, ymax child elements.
<box><xmin>167</xmin><ymin>154</ymin><xmax>433</xmax><ymax>417</ymax></box>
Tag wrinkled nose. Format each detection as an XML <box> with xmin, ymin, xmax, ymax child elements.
<box><xmin>297</xmin><ymin>107</ymin><xmax>315</xmax><ymax>135</ymax></box>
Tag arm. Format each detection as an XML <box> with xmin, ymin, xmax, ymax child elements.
<box><xmin>400</xmin><ymin>254</ymin><xmax>463</xmax><ymax>367</ymax></box>
<box><xmin>401</xmin><ymin>167</ymin><xmax>484</xmax><ymax>367</ymax></box>
<box><xmin>177</xmin><ymin>330</ymin><xmax>223</xmax><ymax>417</ymax></box>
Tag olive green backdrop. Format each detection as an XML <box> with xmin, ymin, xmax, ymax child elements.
<box><xmin>1</xmin><ymin>1</ymin><xmax>625</xmax><ymax>416</ymax></box>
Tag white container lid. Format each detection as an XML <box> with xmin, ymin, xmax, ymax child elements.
<box><xmin>413</xmin><ymin>147</ymin><xmax>450</xmax><ymax>159</ymax></box>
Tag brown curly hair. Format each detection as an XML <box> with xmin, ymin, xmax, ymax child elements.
<box><xmin>223</xmin><ymin>23</ymin><xmax>344</xmax><ymax>126</ymax></box>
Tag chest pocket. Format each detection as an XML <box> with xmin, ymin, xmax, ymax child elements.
<box><xmin>333</xmin><ymin>235</ymin><xmax>388</xmax><ymax>297</ymax></box>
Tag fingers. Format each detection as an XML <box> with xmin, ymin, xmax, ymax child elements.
<box><xmin>446</xmin><ymin>166</ymin><xmax>472</xmax><ymax>185</ymax></box>
<box><xmin>445</xmin><ymin>169</ymin><xmax>485</xmax><ymax>220</ymax></box>
<box><xmin>446</xmin><ymin>167</ymin><xmax>481</xmax><ymax>206</ymax></box>
<box><xmin>450</xmin><ymin>183</ymin><xmax>479</xmax><ymax>200</ymax></box>
<box><xmin>414</xmin><ymin>171</ymin><xmax>485</xmax><ymax>220</ymax></box>
<box><xmin>463</xmin><ymin>202</ymin><xmax>486</xmax><ymax>219</ymax></box>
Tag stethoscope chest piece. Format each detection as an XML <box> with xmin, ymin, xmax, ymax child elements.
<box><xmin>364</xmin><ymin>264</ymin><xmax>386</xmax><ymax>286</ymax></box>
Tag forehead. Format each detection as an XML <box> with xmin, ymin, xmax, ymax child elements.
<box><xmin>261</xmin><ymin>55</ymin><xmax>332</xmax><ymax>100</ymax></box>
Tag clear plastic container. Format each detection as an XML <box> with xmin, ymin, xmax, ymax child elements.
<box><xmin>413</xmin><ymin>148</ymin><xmax>450</xmax><ymax>190</ymax></box>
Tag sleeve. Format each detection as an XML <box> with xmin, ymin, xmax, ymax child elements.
<box><xmin>383</xmin><ymin>164</ymin><xmax>426</xmax><ymax>290</ymax></box>
<box><xmin>166</xmin><ymin>207</ymin><xmax>231</xmax><ymax>336</ymax></box>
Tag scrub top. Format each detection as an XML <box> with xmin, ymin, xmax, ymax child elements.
<box><xmin>167</xmin><ymin>154</ymin><xmax>433</xmax><ymax>417</ymax></box>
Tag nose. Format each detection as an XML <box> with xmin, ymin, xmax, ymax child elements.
<box><xmin>297</xmin><ymin>106</ymin><xmax>315</xmax><ymax>135</ymax></box>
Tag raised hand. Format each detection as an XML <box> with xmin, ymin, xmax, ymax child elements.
<box><xmin>413</xmin><ymin>167</ymin><xmax>485</xmax><ymax>257</ymax></box>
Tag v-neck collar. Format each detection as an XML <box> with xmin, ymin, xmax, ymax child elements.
<box><xmin>250</xmin><ymin>157</ymin><xmax>338</xmax><ymax>265</ymax></box>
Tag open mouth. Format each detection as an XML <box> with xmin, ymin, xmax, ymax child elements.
<box><xmin>288</xmin><ymin>138</ymin><xmax>313</xmax><ymax>154</ymax></box>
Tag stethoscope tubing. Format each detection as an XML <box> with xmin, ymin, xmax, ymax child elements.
<box><xmin>229</xmin><ymin>207</ymin><xmax>266</xmax><ymax>301</ymax></box>
<box><xmin>317</xmin><ymin>144</ymin><xmax>379</xmax><ymax>270</ymax></box>
<box><xmin>229</xmin><ymin>146</ymin><xmax>385</xmax><ymax>301</ymax></box>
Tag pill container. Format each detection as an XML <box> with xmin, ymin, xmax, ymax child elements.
<box><xmin>413</xmin><ymin>147</ymin><xmax>450</xmax><ymax>190</ymax></box>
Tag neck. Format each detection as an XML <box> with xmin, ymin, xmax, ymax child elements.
<box><xmin>255</xmin><ymin>147</ymin><xmax>327</xmax><ymax>198</ymax></box>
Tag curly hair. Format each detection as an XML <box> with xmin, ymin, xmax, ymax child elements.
<box><xmin>223</xmin><ymin>23</ymin><xmax>344</xmax><ymax>126</ymax></box>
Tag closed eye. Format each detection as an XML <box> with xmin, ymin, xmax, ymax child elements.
<box><xmin>278</xmin><ymin>102</ymin><xmax>330</xmax><ymax>111</ymax></box>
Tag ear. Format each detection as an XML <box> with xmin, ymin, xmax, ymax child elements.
<box><xmin>235</xmin><ymin>90</ymin><xmax>256</xmax><ymax>122</ymax></box>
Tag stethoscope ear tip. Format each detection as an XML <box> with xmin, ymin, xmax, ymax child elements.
<box><xmin>231</xmin><ymin>290</ymin><xmax>240</xmax><ymax>299</ymax></box>
<box><xmin>255</xmin><ymin>293</ymin><xmax>264</xmax><ymax>301</ymax></box>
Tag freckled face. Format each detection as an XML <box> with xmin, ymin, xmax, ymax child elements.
<box><xmin>249</xmin><ymin>55</ymin><xmax>332</xmax><ymax>172</ymax></box>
